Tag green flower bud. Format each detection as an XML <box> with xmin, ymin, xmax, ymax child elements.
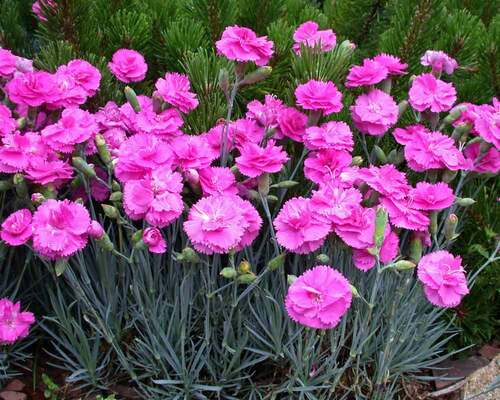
<box><xmin>456</xmin><ymin>197</ymin><xmax>476</xmax><ymax>207</ymax></box>
<box><xmin>430</xmin><ymin>211</ymin><xmax>438</xmax><ymax>236</ymax></box>
<box><xmin>271</xmin><ymin>180</ymin><xmax>299</xmax><ymax>189</ymax></box>
<box><xmin>96</xmin><ymin>233</ymin><xmax>115</xmax><ymax>251</ymax></box>
<box><xmin>240</xmin><ymin>66</ymin><xmax>272</xmax><ymax>86</ymax></box>
<box><xmin>316</xmin><ymin>253</ymin><xmax>330</xmax><ymax>264</ymax></box>
<box><xmin>111</xmin><ymin>180</ymin><xmax>121</xmax><ymax>192</ymax></box>
<box><xmin>109</xmin><ymin>191</ymin><xmax>123</xmax><ymax>202</ymax></box>
<box><xmin>351</xmin><ymin>156</ymin><xmax>364</xmax><ymax>166</ymax></box>
<box><xmin>267</xmin><ymin>195</ymin><xmax>278</xmax><ymax>203</ymax></box>
<box><xmin>409</xmin><ymin>237</ymin><xmax>423</xmax><ymax>263</ymax></box>
<box><xmin>394</xmin><ymin>260</ymin><xmax>416</xmax><ymax>271</ymax></box>
<box><xmin>238</xmin><ymin>272</ymin><xmax>257</xmax><ymax>284</ymax></box>
<box><xmin>258</xmin><ymin>173</ymin><xmax>270</xmax><ymax>196</ymax></box>
<box><xmin>444</xmin><ymin>213</ymin><xmax>459</xmax><ymax>241</ymax></box>
<box><xmin>380</xmin><ymin>77</ymin><xmax>392</xmax><ymax>94</ymax></box>
<box><xmin>373</xmin><ymin>145</ymin><xmax>387</xmax><ymax>164</ymax></box>
<box><xmin>134</xmin><ymin>239</ymin><xmax>147</xmax><ymax>250</ymax></box>
<box><xmin>72</xmin><ymin>157</ymin><xmax>97</xmax><ymax>178</ymax></box>
<box><xmin>349</xmin><ymin>284</ymin><xmax>360</xmax><ymax>298</ymax></box>
<box><xmin>287</xmin><ymin>274</ymin><xmax>297</xmax><ymax>285</ymax></box>
<box><xmin>124</xmin><ymin>86</ymin><xmax>141</xmax><ymax>112</ymax></box>
<box><xmin>95</xmin><ymin>134</ymin><xmax>112</xmax><ymax>165</ymax></box>
<box><xmin>374</xmin><ymin>207</ymin><xmax>388</xmax><ymax>250</ymax></box>
<box><xmin>102</xmin><ymin>204</ymin><xmax>119</xmax><ymax>219</ymax></box>
<box><xmin>16</xmin><ymin>117</ymin><xmax>26</xmax><ymax>130</ymax></box>
<box><xmin>238</xmin><ymin>260</ymin><xmax>251</xmax><ymax>274</ymax></box>
<box><xmin>220</xmin><ymin>267</ymin><xmax>238</xmax><ymax>279</ymax></box>
<box><xmin>41</xmin><ymin>184</ymin><xmax>57</xmax><ymax>199</ymax></box>
<box><xmin>443</xmin><ymin>105</ymin><xmax>467</xmax><ymax>125</ymax></box>
<box><xmin>398</xmin><ymin>100</ymin><xmax>408</xmax><ymax>116</ymax></box>
<box><xmin>131</xmin><ymin>229</ymin><xmax>143</xmax><ymax>244</ymax></box>
<box><xmin>55</xmin><ymin>258</ymin><xmax>69</xmax><ymax>277</ymax></box>
<box><xmin>177</xmin><ymin>247</ymin><xmax>200</xmax><ymax>264</ymax></box>
<box><xmin>442</xmin><ymin>169</ymin><xmax>458</xmax><ymax>183</ymax></box>
<box><xmin>218</xmin><ymin>68</ymin><xmax>230</xmax><ymax>96</ymax></box>
<box><xmin>13</xmin><ymin>173</ymin><xmax>28</xmax><ymax>198</ymax></box>
<box><xmin>267</xmin><ymin>253</ymin><xmax>286</xmax><ymax>271</ymax></box>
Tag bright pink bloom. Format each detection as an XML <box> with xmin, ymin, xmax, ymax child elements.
<box><xmin>464</xmin><ymin>142</ymin><xmax>500</xmax><ymax>174</ymax></box>
<box><xmin>380</xmin><ymin>196</ymin><xmax>429</xmax><ymax>231</ymax></box>
<box><xmin>410</xmin><ymin>182</ymin><xmax>454</xmax><ymax>211</ymax></box>
<box><xmin>143</xmin><ymin>227</ymin><xmax>167</xmax><ymax>254</ymax></box>
<box><xmin>0</xmin><ymin>104</ymin><xmax>16</xmax><ymax>137</ymax></box>
<box><xmin>233</xmin><ymin>196</ymin><xmax>262</xmax><ymax>250</ymax></box>
<box><xmin>292</xmin><ymin>21</ymin><xmax>336</xmax><ymax>55</ymax></box>
<box><xmin>236</xmin><ymin>140</ymin><xmax>288</xmax><ymax>178</ymax></box>
<box><xmin>0</xmin><ymin>132</ymin><xmax>48</xmax><ymax>173</ymax></box>
<box><xmin>123</xmin><ymin>167</ymin><xmax>183</xmax><ymax>228</ymax></box>
<box><xmin>0</xmin><ymin>299</ymin><xmax>35</xmax><ymax>344</ymax></box>
<box><xmin>352</xmin><ymin>229</ymin><xmax>399</xmax><ymax>271</ymax></box>
<box><xmin>32</xmin><ymin>0</ymin><xmax>55</xmax><ymax>21</ymax></box>
<box><xmin>199</xmin><ymin>167</ymin><xmax>238</xmax><ymax>196</ymax></box>
<box><xmin>95</xmin><ymin>101</ymin><xmax>128</xmax><ymax>131</ymax></box>
<box><xmin>49</xmin><ymin>66</ymin><xmax>87</xmax><ymax>108</ymax></box>
<box><xmin>0</xmin><ymin>48</ymin><xmax>17</xmax><ymax>77</ymax></box>
<box><xmin>5</xmin><ymin>71</ymin><xmax>58</xmax><ymax>107</ymax></box>
<box><xmin>87</xmin><ymin>221</ymin><xmax>105</xmax><ymax>239</ymax></box>
<box><xmin>304</xmin><ymin>121</ymin><xmax>353</xmax><ymax>152</ymax></box>
<box><xmin>171</xmin><ymin>135</ymin><xmax>217</xmax><ymax>171</ymax></box>
<box><xmin>108</xmin><ymin>49</ymin><xmax>148</xmax><ymax>83</ymax></box>
<box><xmin>41</xmin><ymin>108</ymin><xmax>98</xmax><ymax>153</ymax></box>
<box><xmin>228</xmin><ymin>118</ymin><xmax>265</xmax><ymax>149</ymax></box>
<box><xmin>134</xmin><ymin>108</ymin><xmax>183</xmax><ymax>138</ymax></box>
<box><xmin>409</xmin><ymin>73</ymin><xmax>456</xmax><ymax>113</ymax></box>
<box><xmin>216</xmin><ymin>25</ymin><xmax>273</xmax><ymax>66</ymax></box>
<box><xmin>295</xmin><ymin>80</ymin><xmax>343</xmax><ymax>115</ymax></box>
<box><xmin>304</xmin><ymin>149</ymin><xmax>352</xmax><ymax>185</ymax></box>
<box><xmin>421</xmin><ymin>50</ymin><xmax>458</xmax><ymax>75</ymax></box>
<box><xmin>246</xmin><ymin>94</ymin><xmax>285</xmax><ymax>131</ymax></box>
<box><xmin>351</xmin><ymin>89</ymin><xmax>398</xmax><ymax>136</ymax></box>
<box><xmin>115</xmin><ymin>134</ymin><xmax>174</xmax><ymax>182</ymax></box>
<box><xmin>334</xmin><ymin>206</ymin><xmax>375</xmax><ymax>249</ymax></box>
<box><xmin>311</xmin><ymin>186</ymin><xmax>362</xmax><ymax>225</ymax></box>
<box><xmin>285</xmin><ymin>265</ymin><xmax>352</xmax><ymax>329</ymax></box>
<box><xmin>346</xmin><ymin>58</ymin><xmax>388</xmax><ymax>88</ymax></box>
<box><xmin>277</xmin><ymin>106</ymin><xmax>308</xmax><ymax>142</ymax></box>
<box><xmin>101</xmin><ymin>128</ymin><xmax>127</xmax><ymax>157</ymax></box>
<box><xmin>358</xmin><ymin>165</ymin><xmax>411</xmax><ymax>199</ymax></box>
<box><xmin>25</xmin><ymin>156</ymin><xmax>73</xmax><ymax>186</ymax></box>
<box><xmin>274</xmin><ymin>197</ymin><xmax>331</xmax><ymax>254</ymax></box>
<box><xmin>64</xmin><ymin>59</ymin><xmax>101</xmax><ymax>96</ymax></box>
<box><xmin>73</xmin><ymin>167</ymin><xmax>110</xmax><ymax>203</ymax></box>
<box><xmin>1</xmin><ymin>209</ymin><xmax>33</xmax><ymax>246</ymax></box>
<box><xmin>119</xmin><ymin>95</ymin><xmax>154</xmax><ymax>132</ymax></box>
<box><xmin>372</xmin><ymin>53</ymin><xmax>407</xmax><ymax>75</ymax></box>
<box><xmin>155</xmin><ymin>72</ymin><xmax>198</xmax><ymax>113</ymax></box>
<box><xmin>15</xmin><ymin>56</ymin><xmax>34</xmax><ymax>75</ymax></box>
<box><xmin>474</xmin><ymin>98</ymin><xmax>499</xmax><ymax>149</ymax></box>
<box><xmin>32</xmin><ymin>199</ymin><xmax>91</xmax><ymax>259</ymax></box>
<box><xmin>417</xmin><ymin>251</ymin><xmax>469</xmax><ymax>308</ymax></box>
<box><xmin>184</xmin><ymin>195</ymin><xmax>246</xmax><ymax>254</ymax></box>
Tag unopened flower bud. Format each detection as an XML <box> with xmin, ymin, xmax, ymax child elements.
<box><xmin>238</xmin><ymin>260</ymin><xmax>251</xmax><ymax>274</ymax></box>
<box><xmin>373</xmin><ymin>145</ymin><xmax>387</xmax><ymax>164</ymax></box>
<box><xmin>184</xmin><ymin>169</ymin><xmax>200</xmax><ymax>186</ymax></box>
<box><xmin>41</xmin><ymin>184</ymin><xmax>57</xmax><ymax>199</ymax></box>
<box><xmin>88</xmin><ymin>220</ymin><xmax>105</xmax><ymax>239</ymax></box>
<box><xmin>218</xmin><ymin>68</ymin><xmax>230</xmax><ymax>96</ymax></box>
<box><xmin>456</xmin><ymin>197</ymin><xmax>476</xmax><ymax>207</ymax></box>
<box><xmin>267</xmin><ymin>194</ymin><xmax>278</xmax><ymax>203</ymax></box>
<box><xmin>111</xmin><ymin>180</ymin><xmax>121</xmax><ymax>192</ymax></box>
<box><xmin>72</xmin><ymin>157</ymin><xmax>96</xmax><ymax>178</ymax></box>
<box><xmin>240</xmin><ymin>66</ymin><xmax>272</xmax><ymax>86</ymax></box>
<box><xmin>398</xmin><ymin>100</ymin><xmax>408</xmax><ymax>116</ymax></box>
<box><xmin>265</xmin><ymin>127</ymin><xmax>276</xmax><ymax>139</ymax></box>
<box><xmin>271</xmin><ymin>180</ymin><xmax>299</xmax><ymax>189</ymax></box>
<box><xmin>442</xmin><ymin>169</ymin><xmax>458</xmax><ymax>183</ymax></box>
<box><xmin>380</xmin><ymin>77</ymin><xmax>392</xmax><ymax>94</ymax></box>
<box><xmin>287</xmin><ymin>274</ymin><xmax>297</xmax><ymax>285</ymax></box>
<box><xmin>131</xmin><ymin>229</ymin><xmax>143</xmax><ymax>244</ymax></box>
<box><xmin>443</xmin><ymin>105</ymin><xmax>467</xmax><ymax>125</ymax></box>
<box><xmin>430</xmin><ymin>211</ymin><xmax>438</xmax><ymax>236</ymax></box>
<box><xmin>374</xmin><ymin>207</ymin><xmax>388</xmax><ymax>250</ymax></box>
<box><xmin>16</xmin><ymin>117</ymin><xmax>26</xmax><ymax>130</ymax></box>
<box><xmin>394</xmin><ymin>260</ymin><xmax>416</xmax><ymax>271</ymax></box>
<box><xmin>409</xmin><ymin>237</ymin><xmax>423</xmax><ymax>263</ymax></box>
<box><xmin>124</xmin><ymin>86</ymin><xmax>141</xmax><ymax>112</ymax></box>
<box><xmin>109</xmin><ymin>192</ymin><xmax>123</xmax><ymax>202</ymax></box>
<box><xmin>13</xmin><ymin>173</ymin><xmax>28</xmax><ymax>198</ymax></box>
<box><xmin>95</xmin><ymin>134</ymin><xmax>112</xmax><ymax>165</ymax></box>
<box><xmin>238</xmin><ymin>272</ymin><xmax>257</xmax><ymax>284</ymax></box>
<box><xmin>102</xmin><ymin>204</ymin><xmax>119</xmax><ymax>219</ymax></box>
<box><xmin>316</xmin><ymin>253</ymin><xmax>330</xmax><ymax>264</ymax></box>
<box><xmin>349</xmin><ymin>284</ymin><xmax>360</xmax><ymax>298</ymax></box>
<box><xmin>176</xmin><ymin>247</ymin><xmax>200</xmax><ymax>264</ymax></box>
<box><xmin>444</xmin><ymin>214</ymin><xmax>459</xmax><ymax>241</ymax></box>
<box><xmin>31</xmin><ymin>192</ymin><xmax>45</xmax><ymax>205</ymax></box>
<box><xmin>258</xmin><ymin>173</ymin><xmax>270</xmax><ymax>196</ymax></box>
<box><xmin>220</xmin><ymin>267</ymin><xmax>238</xmax><ymax>279</ymax></box>
<box><xmin>451</xmin><ymin>124</ymin><xmax>470</xmax><ymax>142</ymax></box>
<box><xmin>351</xmin><ymin>156</ymin><xmax>364</xmax><ymax>166</ymax></box>
<box><xmin>96</xmin><ymin>233</ymin><xmax>114</xmax><ymax>251</ymax></box>
<box><xmin>267</xmin><ymin>253</ymin><xmax>286</xmax><ymax>271</ymax></box>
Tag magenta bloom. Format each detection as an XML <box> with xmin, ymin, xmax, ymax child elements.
<box><xmin>409</xmin><ymin>73</ymin><xmax>456</xmax><ymax>113</ymax></box>
<box><xmin>352</xmin><ymin>228</ymin><xmax>399</xmax><ymax>271</ymax></box>
<box><xmin>64</xmin><ymin>59</ymin><xmax>101</xmax><ymax>96</ymax></box>
<box><xmin>25</xmin><ymin>156</ymin><xmax>73</xmax><ymax>186</ymax></box>
<box><xmin>0</xmin><ymin>48</ymin><xmax>17</xmax><ymax>77</ymax></box>
<box><xmin>115</xmin><ymin>134</ymin><xmax>174</xmax><ymax>182</ymax></box>
<box><xmin>304</xmin><ymin>121</ymin><xmax>353</xmax><ymax>152</ymax></box>
<box><xmin>199</xmin><ymin>167</ymin><xmax>238</xmax><ymax>196</ymax></box>
<box><xmin>285</xmin><ymin>265</ymin><xmax>352</xmax><ymax>329</ymax></box>
<box><xmin>277</xmin><ymin>106</ymin><xmax>308</xmax><ymax>142</ymax></box>
<box><xmin>410</xmin><ymin>182</ymin><xmax>454</xmax><ymax>211</ymax></box>
<box><xmin>311</xmin><ymin>186</ymin><xmax>362</xmax><ymax>225</ymax></box>
<box><xmin>464</xmin><ymin>142</ymin><xmax>500</xmax><ymax>174</ymax></box>
<box><xmin>143</xmin><ymin>227</ymin><xmax>167</xmax><ymax>254</ymax></box>
<box><xmin>0</xmin><ymin>132</ymin><xmax>48</xmax><ymax>173</ymax></box>
<box><xmin>236</xmin><ymin>140</ymin><xmax>289</xmax><ymax>178</ymax></box>
<box><xmin>234</xmin><ymin>196</ymin><xmax>262</xmax><ymax>250</ymax></box>
<box><xmin>334</xmin><ymin>206</ymin><xmax>375</xmax><ymax>249</ymax></box>
<box><xmin>5</xmin><ymin>71</ymin><xmax>58</xmax><ymax>107</ymax></box>
<box><xmin>351</xmin><ymin>89</ymin><xmax>398</xmax><ymax>136</ymax></box>
<box><xmin>358</xmin><ymin>165</ymin><xmax>411</xmax><ymax>199</ymax></box>
<box><xmin>134</xmin><ymin>108</ymin><xmax>183</xmax><ymax>138</ymax></box>
<box><xmin>1</xmin><ymin>209</ymin><xmax>33</xmax><ymax>246</ymax></box>
<box><xmin>292</xmin><ymin>21</ymin><xmax>336</xmax><ymax>55</ymax></box>
<box><xmin>380</xmin><ymin>196</ymin><xmax>429</xmax><ymax>231</ymax></box>
<box><xmin>41</xmin><ymin>108</ymin><xmax>98</xmax><ymax>153</ymax></box>
<box><xmin>154</xmin><ymin>72</ymin><xmax>199</xmax><ymax>113</ymax></box>
<box><xmin>346</xmin><ymin>58</ymin><xmax>388</xmax><ymax>88</ymax></box>
<box><xmin>171</xmin><ymin>135</ymin><xmax>217</xmax><ymax>171</ymax></box>
<box><xmin>0</xmin><ymin>299</ymin><xmax>35</xmax><ymax>344</ymax></box>
<box><xmin>274</xmin><ymin>197</ymin><xmax>331</xmax><ymax>254</ymax></box>
<box><xmin>421</xmin><ymin>50</ymin><xmax>458</xmax><ymax>75</ymax></box>
<box><xmin>0</xmin><ymin>104</ymin><xmax>16</xmax><ymax>137</ymax></box>
<box><xmin>49</xmin><ymin>66</ymin><xmax>88</xmax><ymax>108</ymax></box>
<box><xmin>295</xmin><ymin>80</ymin><xmax>343</xmax><ymax>116</ymax></box>
<box><xmin>32</xmin><ymin>199</ymin><xmax>91</xmax><ymax>259</ymax></box>
<box><xmin>108</xmin><ymin>49</ymin><xmax>148</xmax><ymax>83</ymax></box>
<box><xmin>474</xmin><ymin>98</ymin><xmax>499</xmax><ymax>149</ymax></box>
<box><xmin>87</xmin><ymin>221</ymin><xmax>105</xmax><ymax>239</ymax></box>
<box><xmin>216</xmin><ymin>25</ymin><xmax>273</xmax><ymax>66</ymax></box>
<box><xmin>184</xmin><ymin>195</ymin><xmax>246</xmax><ymax>254</ymax></box>
<box><xmin>372</xmin><ymin>53</ymin><xmax>407</xmax><ymax>75</ymax></box>
<box><xmin>124</xmin><ymin>167</ymin><xmax>183</xmax><ymax>228</ymax></box>
<box><xmin>304</xmin><ymin>149</ymin><xmax>352</xmax><ymax>185</ymax></box>
<box><xmin>246</xmin><ymin>94</ymin><xmax>285</xmax><ymax>131</ymax></box>
<box><xmin>417</xmin><ymin>251</ymin><xmax>469</xmax><ymax>308</ymax></box>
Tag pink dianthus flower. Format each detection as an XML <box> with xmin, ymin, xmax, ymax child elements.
<box><xmin>216</xmin><ymin>26</ymin><xmax>273</xmax><ymax>66</ymax></box>
<box><xmin>236</xmin><ymin>140</ymin><xmax>289</xmax><ymax>178</ymax></box>
<box><xmin>199</xmin><ymin>167</ymin><xmax>238</xmax><ymax>196</ymax></box>
<box><xmin>346</xmin><ymin>58</ymin><xmax>388</xmax><ymax>88</ymax></box>
<box><xmin>277</xmin><ymin>106</ymin><xmax>308</xmax><ymax>142</ymax></box>
<box><xmin>409</xmin><ymin>73</ymin><xmax>456</xmax><ymax>113</ymax></box>
<box><xmin>304</xmin><ymin>149</ymin><xmax>352</xmax><ymax>185</ymax></box>
<box><xmin>1</xmin><ymin>209</ymin><xmax>33</xmax><ymax>246</ymax></box>
<box><xmin>421</xmin><ymin>50</ymin><xmax>458</xmax><ymax>75</ymax></box>
<box><xmin>0</xmin><ymin>299</ymin><xmax>35</xmax><ymax>344</ymax></box>
<box><xmin>358</xmin><ymin>164</ymin><xmax>411</xmax><ymax>199</ymax></box>
<box><xmin>410</xmin><ymin>182</ymin><xmax>455</xmax><ymax>211</ymax></box>
<box><xmin>334</xmin><ymin>205</ymin><xmax>375</xmax><ymax>249</ymax></box>
<box><xmin>292</xmin><ymin>21</ymin><xmax>336</xmax><ymax>55</ymax></box>
<box><xmin>108</xmin><ymin>49</ymin><xmax>148</xmax><ymax>83</ymax></box>
<box><xmin>372</xmin><ymin>53</ymin><xmax>407</xmax><ymax>75</ymax></box>
<box><xmin>171</xmin><ymin>135</ymin><xmax>217</xmax><ymax>171</ymax></box>
<box><xmin>311</xmin><ymin>186</ymin><xmax>362</xmax><ymax>225</ymax></box>
<box><xmin>143</xmin><ymin>227</ymin><xmax>167</xmax><ymax>254</ymax></box>
<box><xmin>380</xmin><ymin>196</ymin><xmax>429</xmax><ymax>231</ymax></box>
<box><xmin>351</xmin><ymin>89</ymin><xmax>398</xmax><ymax>136</ymax></box>
<box><xmin>295</xmin><ymin>80</ymin><xmax>343</xmax><ymax>115</ymax></box>
<box><xmin>352</xmin><ymin>228</ymin><xmax>399</xmax><ymax>271</ymax></box>
<box><xmin>304</xmin><ymin>121</ymin><xmax>353</xmax><ymax>152</ymax></box>
<box><xmin>463</xmin><ymin>142</ymin><xmax>500</xmax><ymax>174</ymax></box>
<box><xmin>0</xmin><ymin>104</ymin><xmax>17</xmax><ymax>137</ymax></box>
<box><xmin>246</xmin><ymin>94</ymin><xmax>285</xmax><ymax>131</ymax></box>
<box><xmin>0</xmin><ymin>48</ymin><xmax>17</xmax><ymax>77</ymax></box>
<box><xmin>154</xmin><ymin>72</ymin><xmax>199</xmax><ymax>113</ymax></box>
<box><xmin>5</xmin><ymin>71</ymin><xmax>58</xmax><ymax>107</ymax></box>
